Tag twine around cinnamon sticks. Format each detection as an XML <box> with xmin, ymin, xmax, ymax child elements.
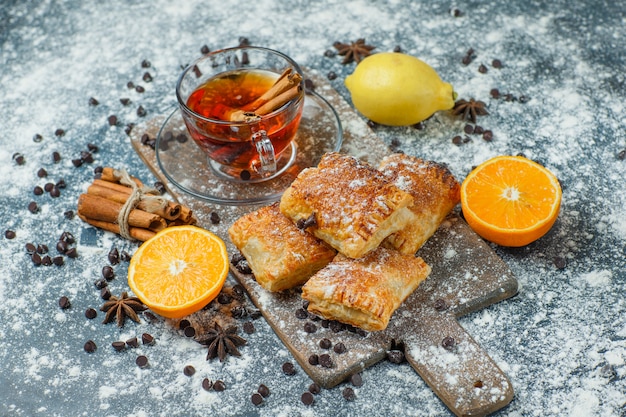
<box><xmin>77</xmin><ymin>167</ymin><xmax>196</xmax><ymax>241</ymax></box>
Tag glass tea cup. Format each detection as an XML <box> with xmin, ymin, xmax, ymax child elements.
<box><xmin>176</xmin><ymin>46</ymin><xmax>305</xmax><ymax>182</ymax></box>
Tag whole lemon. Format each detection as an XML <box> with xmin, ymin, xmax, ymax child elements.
<box><xmin>345</xmin><ymin>52</ymin><xmax>455</xmax><ymax>126</ymax></box>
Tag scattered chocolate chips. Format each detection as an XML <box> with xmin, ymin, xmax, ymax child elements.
<box><xmin>492</xmin><ymin>59</ymin><xmax>503</xmax><ymax>69</ymax></box>
<box><xmin>251</xmin><ymin>393</ymin><xmax>264</xmax><ymax>406</ymax></box>
<box><xmin>84</xmin><ymin>340</ymin><xmax>97</xmax><ymax>353</ymax></box>
<box><xmin>308</xmin><ymin>383</ymin><xmax>321</xmax><ymax>395</ymax></box>
<box><xmin>142</xmin><ymin>333</ymin><xmax>155</xmax><ymax>345</ymax></box>
<box><xmin>393</xmin><ymin>45</ymin><xmax>403</xmax><ymax>53</ymax></box>
<box><xmin>141</xmin><ymin>59</ymin><xmax>151</xmax><ymax>68</ymax></box>
<box><xmin>37</xmin><ymin>168</ymin><xmax>47</xmax><ymax>178</ymax></box>
<box><xmin>239</xmin><ymin>169</ymin><xmax>251</xmax><ymax>181</ymax></box>
<box><xmin>209</xmin><ymin>212</ymin><xmax>220</xmax><ymax>225</ymax></box>
<box><xmin>135</xmin><ymin>85</ymin><xmax>145</xmax><ymax>93</ymax></box>
<box><xmin>64</xmin><ymin>210</ymin><xmax>75</xmax><ymax>220</ymax></box>
<box><xmin>200</xmin><ymin>45</ymin><xmax>210</xmax><ymax>55</ymax></box>
<box><xmin>31</xmin><ymin>252</ymin><xmax>42</xmax><ymax>266</ymax></box>
<box><xmin>49</xmin><ymin>186</ymin><xmax>61</xmax><ymax>198</ymax></box>
<box><xmin>474</xmin><ymin>380</ymin><xmax>484</xmax><ymax>388</ymax></box>
<box><xmin>89</xmin><ymin>97</ymin><xmax>99</xmax><ymax>106</ymax></box>
<box><xmin>258</xmin><ymin>384</ymin><xmax>270</xmax><ymax>397</ymax></box>
<box><xmin>202</xmin><ymin>378</ymin><xmax>213</xmax><ymax>391</ymax></box>
<box><xmin>482</xmin><ymin>130</ymin><xmax>494</xmax><ymax>142</ymax></box>
<box><xmin>217</xmin><ymin>293</ymin><xmax>232</xmax><ymax>304</ymax></box>
<box><xmin>301</xmin><ymin>391</ymin><xmax>315</xmax><ymax>406</ymax></box>
<box><xmin>52</xmin><ymin>256</ymin><xmax>64</xmax><ymax>266</ymax></box>
<box><xmin>449</xmin><ymin>7</ymin><xmax>463</xmax><ymax>17</ymax></box>
<box><xmin>319</xmin><ymin>338</ymin><xmax>332</xmax><ymax>349</ymax></box>
<box><xmin>304</xmin><ymin>322</ymin><xmax>317</xmax><ymax>333</ymax></box>
<box><xmin>13</xmin><ymin>152</ymin><xmax>25</xmax><ymax>165</ymax></box>
<box><xmin>319</xmin><ymin>354</ymin><xmax>333</xmax><ymax>368</ymax></box>
<box><xmin>94</xmin><ymin>278</ymin><xmax>108</xmax><ymax>290</ymax></box>
<box><xmin>452</xmin><ymin>135</ymin><xmax>463</xmax><ymax>146</ymax></box>
<box><xmin>25</xmin><ymin>243</ymin><xmax>36</xmax><ymax>254</ymax></box>
<box><xmin>58</xmin><ymin>296</ymin><xmax>71</xmax><ymax>309</ymax></box>
<box><xmin>350</xmin><ymin>373</ymin><xmax>363</xmax><ymax>387</ymax></box>
<box><xmin>33</xmin><ymin>185</ymin><xmax>44</xmax><ymax>196</ymax></box>
<box><xmin>120</xmin><ymin>98</ymin><xmax>131</xmax><ymax>106</ymax></box>
<box><xmin>108</xmin><ymin>115</ymin><xmax>118</xmax><ymax>126</ymax></box>
<box><xmin>153</xmin><ymin>181</ymin><xmax>165</xmax><ymax>195</ymax></box>
<box><xmin>282</xmin><ymin>362</ymin><xmax>296</xmax><ymax>376</ymax></box>
<box><xmin>342</xmin><ymin>387</ymin><xmax>356</xmax><ymax>401</ymax></box>
<box><xmin>295</xmin><ymin>308</ymin><xmax>308</xmax><ymax>320</ymax></box>
<box><xmin>112</xmin><ymin>341</ymin><xmax>126</xmax><ymax>352</ymax></box>
<box><xmin>184</xmin><ymin>326</ymin><xmax>196</xmax><ymax>338</ymax></box>
<box><xmin>5</xmin><ymin>230</ymin><xmax>16</xmax><ymax>239</ymax></box>
<box><xmin>142</xmin><ymin>72</ymin><xmax>153</xmax><ymax>83</ymax></box>
<box><xmin>28</xmin><ymin>201</ymin><xmax>39</xmax><ymax>214</ymax></box>
<box><xmin>102</xmin><ymin>265</ymin><xmax>115</xmax><ymax>280</ymax></box>
<box><xmin>137</xmin><ymin>105</ymin><xmax>147</xmax><ymax>117</ymax></box>
<box><xmin>490</xmin><ymin>88</ymin><xmax>500</xmax><ymax>99</ymax></box>
<box><xmin>183</xmin><ymin>365</ymin><xmax>196</xmax><ymax>376</ymax></box>
<box><xmin>135</xmin><ymin>355</ymin><xmax>149</xmax><ymax>368</ymax></box>
<box><xmin>462</xmin><ymin>48</ymin><xmax>475</xmax><ymax>65</ymax></box>
<box><xmin>41</xmin><ymin>256</ymin><xmax>52</xmax><ymax>266</ymax></box>
<box><xmin>120</xmin><ymin>251</ymin><xmax>131</xmax><ymax>262</ymax></box>
<box><xmin>553</xmin><ymin>256</ymin><xmax>567</xmax><ymax>269</ymax></box>
<box><xmin>85</xmin><ymin>308</ymin><xmax>97</xmax><ymax>319</ymax></box>
<box><xmin>327</xmin><ymin>71</ymin><xmax>337</xmax><ymax>80</ymax></box>
<box><xmin>71</xmin><ymin>158</ymin><xmax>83</xmax><ymax>167</ymax></box>
<box><xmin>618</xmin><ymin>149</ymin><xmax>626</xmax><ymax>160</ymax></box>
<box><xmin>108</xmin><ymin>248</ymin><xmax>120</xmax><ymax>265</ymax></box>
<box><xmin>126</xmin><ymin>337</ymin><xmax>139</xmax><ymax>348</ymax></box>
<box><xmin>55</xmin><ymin>128</ymin><xmax>65</xmax><ymax>137</ymax></box>
<box><xmin>44</xmin><ymin>183</ymin><xmax>54</xmax><ymax>193</ymax></box>
<box><xmin>308</xmin><ymin>354</ymin><xmax>319</xmax><ymax>366</ymax></box>
<box><xmin>434</xmin><ymin>298</ymin><xmax>449</xmax><ymax>311</ymax></box>
<box><xmin>464</xmin><ymin>124</ymin><xmax>474</xmax><ymax>134</ymax></box>
<box><xmin>478</xmin><ymin>64</ymin><xmax>488</xmax><ymax>74</ymax></box>
<box><xmin>387</xmin><ymin>350</ymin><xmax>405</xmax><ymax>364</ymax></box>
<box><xmin>442</xmin><ymin>336</ymin><xmax>456</xmax><ymax>350</ymax></box>
<box><xmin>333</xmin><ymin>342</ymin><xmax>346</xmax><ymax>354</ymax></box>
<box><xmin>100</xmin><ymin>287</ymin><xmax>112</xmax><ymax>300</ymax></box>
<box><xmin>66</xmin><ymin>247</ymin><xmax>78</xmax><ymax>258</ymax></box>
<box><xmin>212</xmin><ymin>380</ymin><xmax>226</xmax><ymax>391</ymax></box>
<box><xmin>242</xmin><ymin>321</ymin><xmax>255</xmax><ymax>334</ymax></box>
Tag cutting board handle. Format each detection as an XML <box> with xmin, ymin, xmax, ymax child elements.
<box><xmin>404</xmin><ymin>313</ymin><xmax>514</xmax><ymax>417</ymax></box>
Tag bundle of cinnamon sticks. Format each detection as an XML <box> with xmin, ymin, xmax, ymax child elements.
<box><xmin>77</xmin><ymin>167</ymin><xmax>196</xmax><ymax>241</ymax></box>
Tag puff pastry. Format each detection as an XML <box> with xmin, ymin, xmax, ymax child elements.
<box><xmin>379</xmin><ymin>153</ymin><xmax>461</xmax><ymax>255</ymax></box>
<box><xmin>302</xmin><ymin>247</ymin><xmax>431</xmax><ymax>332</ymax></box>
<box><xmin>280</xmin><ymin>152</ymin><xmax>415</xmax><ymax>259</ymax></box>
<box><xmin>228</xmin><ymin>203</ymin><xmax>336</xmax><ymax>292</ymax></box>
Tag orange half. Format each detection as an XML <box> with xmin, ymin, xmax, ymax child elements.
<box><xmin>128</xmin><ymin>225</ymin><xmax>229</xmax><ymax>318</ymax></box>
<box><xmin>460</xmin><ymin>155</ymin><xmax>562</xmax><ymax>247</ymax></box>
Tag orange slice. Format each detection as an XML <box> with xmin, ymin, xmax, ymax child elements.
<box><xmin>128</xmin><ymin>225</ymin><xmax>229</xmax><ymax>318</ymax></box>
<box><xmin>460</xmin><ymin>155</ymin><xmax>562</xmax><ymax>247</ymax></box>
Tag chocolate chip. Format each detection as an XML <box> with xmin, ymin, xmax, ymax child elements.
<box><xmin>217</xmin><ymin>293</ymin><xmax>232</xmax><ymax>304</ymax></box>
<box><xmin>324</xmin><ymin>49</ymin><xmax>336</xmax><ymax>58</ymax></box>
<box><xmin>85</xmin><ymin>308</ymin><xmax>97</xmax><ymax>319</ymax></box>
<box><xmin>202</xmin><ymin>378</ymin><xmax>213</xmax><ymax>391</ymax></box>
<box><xmin>210</xmin><ymin>212</ymin><xmax>220</xmax><ymax>224</ymax></box>
<box><xmin>25</xmin><ymin>243</ymin><xmax>36</xmax><ymax>254</ymax></box>
<box><xmin>72</xmin><ymin>158</ymin><xmax>83</xmax><ymax>167</ymax></box>
<box><xmin>434</xmin><ymin>298</ymin><xmax>449</xmax><ymax>311</ymax></box>
<box><xmin>108</xmin><ymin>248</ymin><xmax>120</xmax><ymax>265</ymax></box>
<box><xmin>108</xmin><ymin>115</ymin><xmax>118</xmax><ymax>126</ymax></box>
<box><xmin>112</xmin><ymin>341</ymin><xmax>126</xmax><ymax>351</ymax></box>
<box><xmin>258</xmin><ymin>384</ymin><xmax>270</xmax><ymax>397</ymax></box>
<box><xmin>243</xmin><ymin>322</ymin><xmax>255</xmax><ymax>334</ymax></box>
<box><xmin>442</xmin><ymin>336</ymin><xmax>456</xmax><ymax>350</ymax></box>
<box><xmin>478</xmin><ymin>64</ymin><xmax>488</xmax><ymax>74</ymax></box>
<box><xmin>102</xmin><ymin>265</ymin><xmax>115</xmax><ymax>281</ymax></box>
<box><xmin>319</xmin><ymin>338</ymin><xmax>332</xmax><ymax>349</ymax></box>
<box><xmin>464</xmin><ymin>124</ymin><xmax>474</xmax><ymax>134</ymax></box>
<box><xmin>120</xmin><ymin>251</ymin><xmax>131</xmax><ymax>262</ymax></box>
<box><xmin>342</xmin><ymin>387</ymin><xmax>356</xmax><ymax>401</ymax></box>
<box><xmin>28</xmin><ymin>201</ymin><xmax>39</xmax><ymax>214</ymax></box>
<box><xmin>41</xmin><ymin>256</ymin><xmax>52</xmax><ymax>266</ymax></box>
<box><xmin>94</xmin><ymin>278</ymin><xmax>108</xmax><ymax>289</ymax></box>
<box><xmin>179</xmin><ymin>319</ymin><xmax>191</xmax><ymax>330</ymax></box>
<box><xmin>13</xmin><ymin>153</ymin><xmax>25</xmax><ymax>165</ymax></box>
<box><xmin>135</xmin><ymin>355</ymin><xmax>149</xmax><ymax>368</ymax></box>
<box><xmin>239</xmin><ymin>170</ymin><xmax>251</xmax><ymax>181</ymax></box>
<box><xmin>251</xmin><ymin>393</ymin><xmax>263</xmax><ymax>406</ymax></box>
<box><xmin>519</xmin><ymin>95</ymin><xmax>530</xmax><ymax>103</ymax></box>
<box><xmin>60</xmin><ymin>232</ymin><xmax>74</xmax><ymax>245</ymax></box>
<box><xmin>319</xmin><ymin>354</ymin><xmax>333</xmax><ymax>368</ymax></box>
<box><xmin>32</xmin><ymin>134</ymin><xmax>44</xmax><ymax>143</ymax></box>
<box><xmin>482</xmin><ymin>130</ymin><xmax>494</xmax><ymax>142</ymax></box>
<box><xmin>304</xmin><ymin>322</ymin><xmax>317</xmax><ymax>333</ymax></box>
<box><xmin>184</xmin><ymin>326</ymin><xmax>196</xmax><ymax>338</ymax></box>
<box><xmin>618</xmin><ymin>149</ymin><xmax>626</xmax><ymax>160</ymax></box>
<box><xmin>89</xmin><ymin>97</ymin><xmax>99</xmax><ymax>106</ymax></box>
<box><xmin>142</xmin><ymin>72</ymin><xmax>153</xmax><ymax>83</ymax></box>
<box><xmin>141</xmin><ymin>59</ymin><xmax>151</xmax><ymax>68</ymax></box>
<box><xmin>49</xmin><ymin>187</ymin><xmax>60</xmax><ymax>198</ymax></box>
<box><xmin>350</xmin><ymin>373</ymin><xmax>363</xmax><ymax>387</ymax></box>
<box><xmin>553</xmin><ymin>256</ymin><xmax>567</xmax><ymax>269</ymax></box>
<box><xmin>333</xmin><ymin>342</ymin><xmax>346</xmax><ymax>354</ymax></box>
<box><xmin>55</xmin><ymin>129</ymin><xmax>65</xmax><ymax>137</ymax></box>
<box><xmin>329</xmin><ymin>320</ymin><xmax>345</xmax><ymax>333</ymax></box>
<box><xmin>81</xmin><ymin>152</ymin><xmax>93</xmax><ymax>164</ymax></box>
<box><xmin>295</xmin><ymin>308</ymin><xmax>308</xmax><ymax>319</ymax></box>
<box><xmin>308</xmin><ymin>354</ymin><xmax>319</xmax><ymax>366</ymax></box>
<box><xmin>84</xmin><ymin>340</ymin><xmax>97</xmax><ymax>353</ymax></box>
<box><xmin>135</xmin><ymin>85</ymin><xmax>145</xmax><ymax>93</ymax></box>
<box><xmin>301</xmin><ymin>391</ymin><xmax>314</xmax><ymax>406</ymax></box>
<box><xmin>64</xmin><ymin>210</ymin><xmax>75</xmax><ymax>220</ymax></box>
<box><xmin>474</xmin><ymin>380</ymin><xmax>484</xmax><ymax>388</ymax></box>
<box><xmin>44</xmin><ymin>183</ymin><xmax>54</xmax><ymax>193</ymax></box>
<box><xmin>52</xmin><ymin>256</ymin><xmax>64</xmax><ymax>266</ymax></box>
<box><xmin>490</xmin><ymin>88</ymin><xmax>500</xmax><ymax>99</ymax></box>
<box><xmin>176</xmin><ymin>134</ymin><xmax>188</xmax><ymax>143</ymax></box>
<box><xmin>31</xmin><ymin>252</ymin><xmax>42</xmax><ymax>266</ymax></box>
<box><xmin>5</xmin><ymin>230</ymin><xmax>16</xmax><ymax>239</ymax></box>
<box><xmin>37</xmin><ymin>168</ymin><xmax>47</xmax><ymax>178</ymax></box>
<box><xmin>65</xmin><ymin>247</ymin><xmax>78</xmax><ymax>258</ymax></box>
<box><xmin>474</xmin><ymin>125</ymin><xmax>484</xmax><ymax>135</ymax></box>
<box><xmin>492</xmin><ymin>59</ymin><xmax>503</xmax><ymax>68</ymax></box>
<box><xmin>183</xmin><ymin>365</ymin><xmax>196</xmax><ymax>376</ymax></box>
<box><xmin>100</xmin><ymin>287</ymin><xmax>111</xmax><ymax>300</ymax></box>
<box><xmin>58</xmin><ymin>296</ymin><xmax>71</xmax><ymax>309</ymax></box>
<box><xmin>56</xmin><ymin>240</ymin><xmax>69</xmax><ymax>253</ymax></box>
<box><xmin>387</xmin><ymin>350</ymin><xmax>405</xmax><ymax>364</ymax></box>
<box><xmin>200</xmin><ymin>45</ymin><xmax>210</xmax><ymax>55</ymax></box>
<box><xmin>126</xmin><ymin>337</ymin><xmax>139</xmax><ymax>348</ymax></box>
<box><xmin>462</xmin><ymin>55</ymin><xmax>472</xmax><ymax>65</ymax></box>
<box><xmin>94</xmin><ymin>166</ymin><xmax>104</xmax><ymax>175</ymax></box>
<box><xmin>153</xmin><ymin>182</ymin><xmax>165</xmax><ymax>195</ymax></box>
<box><xmin>282</xmin><ymin>362</ymin><xmax>296</xmax><ymax>376</ymax></box>
<box><xmin>452</xmin><ymin>135</ymin><xmax>463</xmax><ymax>146</ymax></box>
<box><xmin>142</xmin><ymin>333</ymin><xmax>155</xmax><ymax>345</ymax></box>
<box><xmin>213</xmin><ymin>380</ymin><xmax>226</xmax><ymax>391</ymax></box>
<box><xmin>327</xmin><ymin>71</ymin><xmax>337</xmax><ymax>80</ymax></box>
<box><xmin>309</xmin><ymin>383</ymin><xmax>321</xmax><ymax>395</ymax></box>
<box><xmin>120</xmin><ymin>98</ymin><xmax>131</xmax><ymax>106</ymax></box>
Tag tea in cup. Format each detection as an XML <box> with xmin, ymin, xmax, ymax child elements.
<box><xmin>176</xmin><ymin>46</ymin><xmax>305</xmax><ymax>182</ymax></box>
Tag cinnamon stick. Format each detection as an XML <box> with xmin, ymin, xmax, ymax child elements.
<box><xmin>87</xmin><ymin>183</ymin><xmax>181</xmax><ymax>220</ymax></box>
<box><xmin>77</xmin><ymin>194</ymin><xmax>167</xmax><ymax>232</ymax></box>
<box><xmin>78</xmin><ymin>214</ymin><xmax>155</xmax><ymax>242</ymax></box>
<box><xmin>255</xmin><ymin>84</ymin><xmax>302</xmax><ymax>116</ymax></box>
<box><xmin>99</xmin><ymin>167</ymin><xmax>143</xmax><ymax>187</ymax></box>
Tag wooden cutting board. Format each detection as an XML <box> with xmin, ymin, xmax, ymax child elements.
<box><xmin>129</xmin><ymin>69</ymin><xmax>518</xmax><ymax>417</ymax></box>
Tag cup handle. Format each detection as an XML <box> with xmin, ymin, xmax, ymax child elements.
<box><xmin>251</xmin><ymin>130</ymin><xmax>277</xmax><ymax>177</ymax></box>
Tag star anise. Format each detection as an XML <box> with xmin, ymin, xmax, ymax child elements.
<box><xmin>196</xmin><ymin>322</ymin><xmax>247</xmax><ymax>362</ymax></box>
<box><xmin>333</xmin><ymin>38</ymin><xmax>376</xmax><ymax>64</ymax></box>
<box><xmin>451</xmin><ymin>98</ymin><xmax>489</xmax><ymax>123</ymax></box>
<box><xmin>100</xmin><ymin>291</ymin><xmax>147</xmax><ymax>327</ymax></box>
